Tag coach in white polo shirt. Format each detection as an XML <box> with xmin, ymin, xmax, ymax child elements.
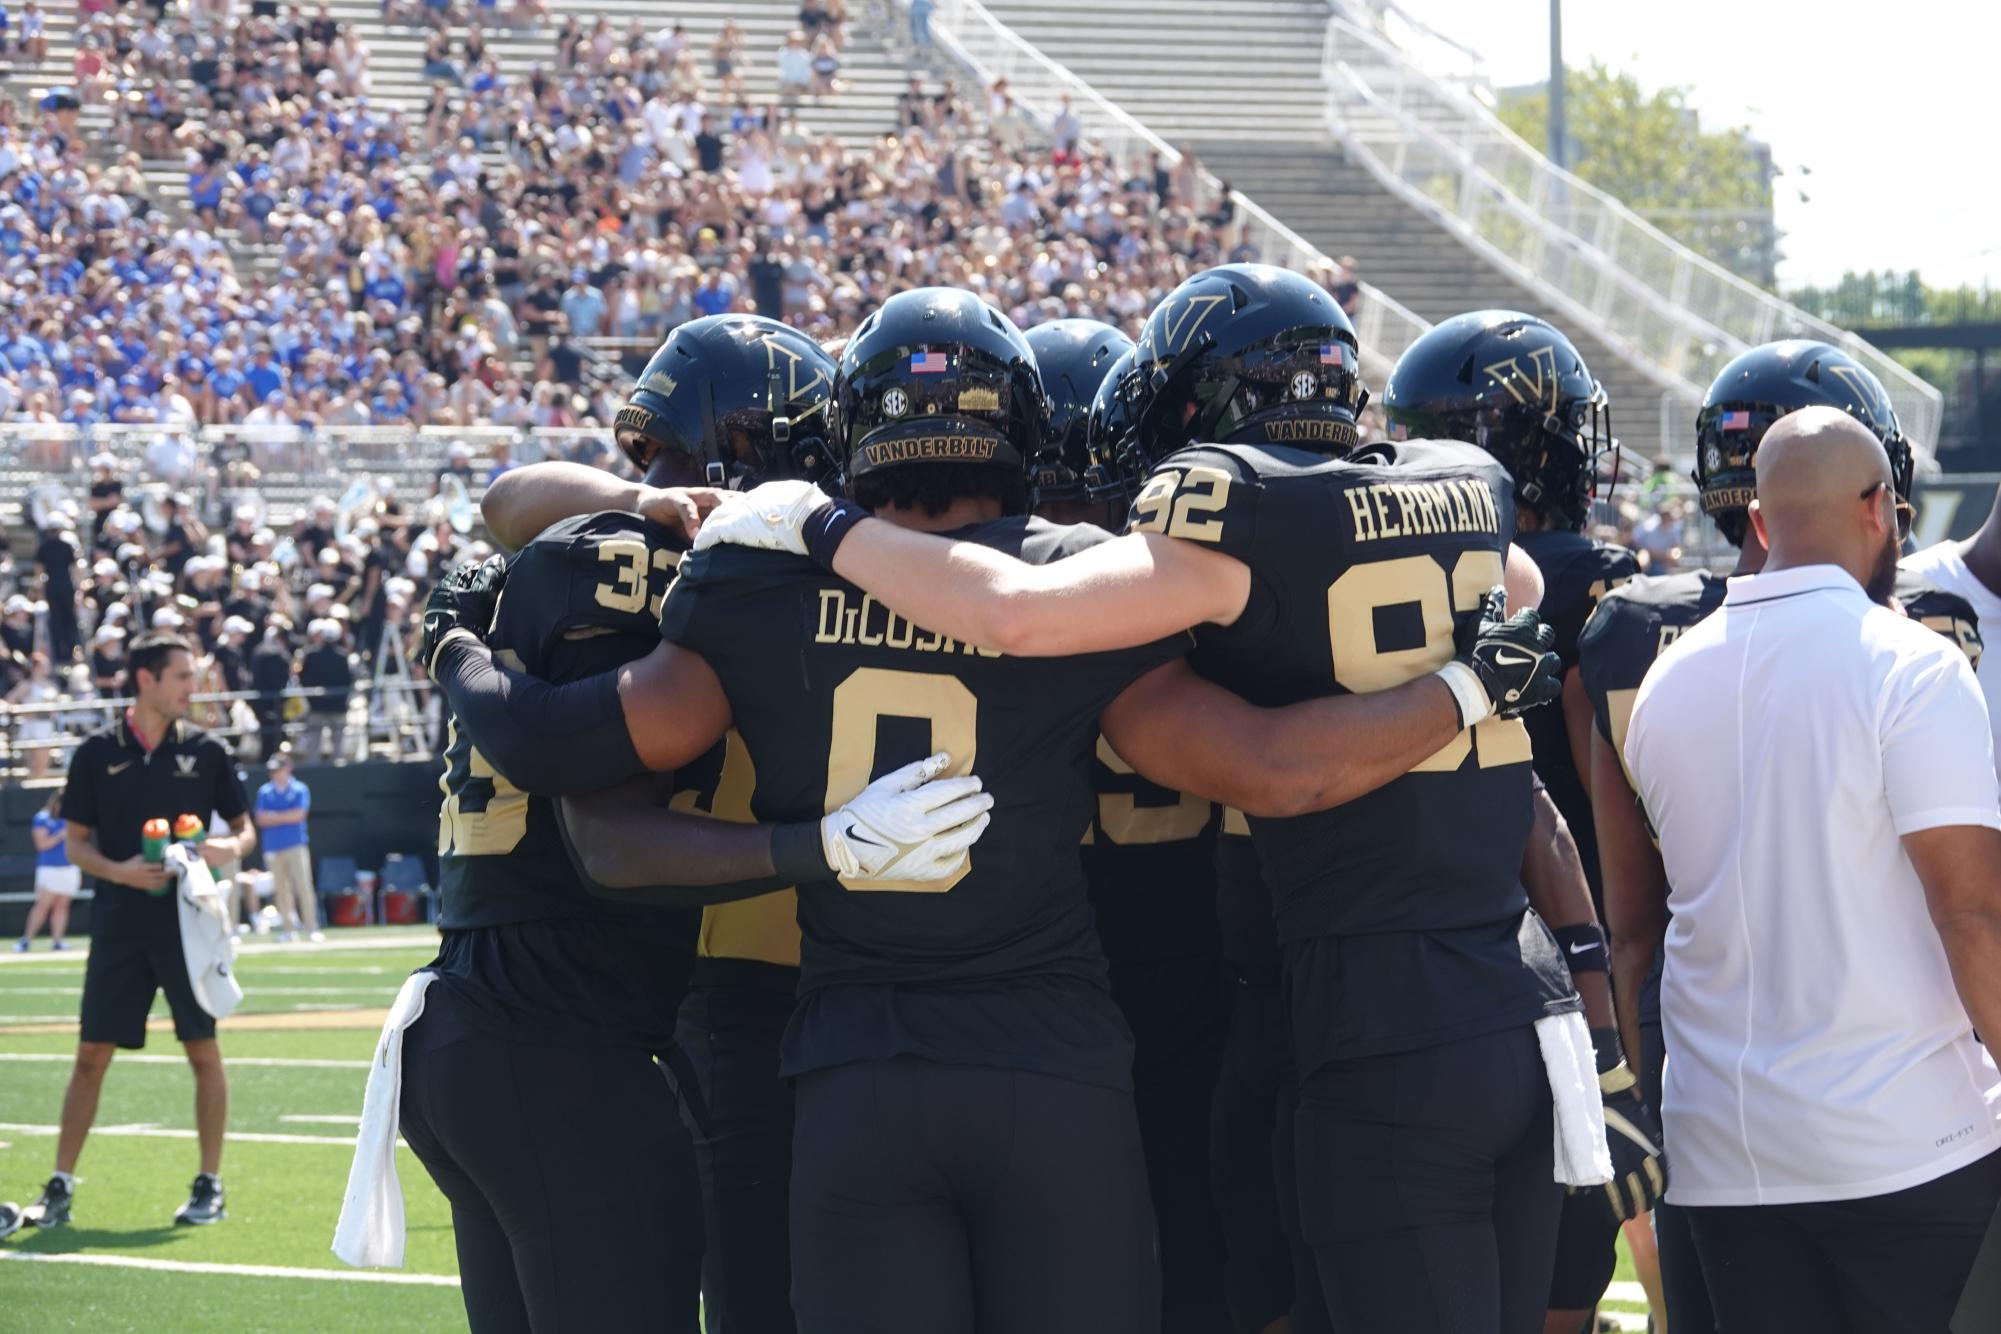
<box><xmin>1625</xmin><ymin>407</ymin><xmax>2001</xmax><ymax>1333</ymax></box>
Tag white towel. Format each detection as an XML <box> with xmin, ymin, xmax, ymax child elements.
<box><xmin>169</xmin><ymin>845</ymin><xmax>242</xmax><ymax>1021</ymax></box>
<box><xmin>332</xmin><ymin>970</ymin><xmax>436</xmax><ymax>1268</ymax></box>
<box><xmin>1536</xmin><ymin>1010</ymin><xmax>1613</xmax><ymax>1187</ymax></box>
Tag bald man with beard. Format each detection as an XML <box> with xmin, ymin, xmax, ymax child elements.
<box><xmin>1623</xmin><ymin>408</ymin><xmax>2001</xmax><ymax>1334</ymax></box>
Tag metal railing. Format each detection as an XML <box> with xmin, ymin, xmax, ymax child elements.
<box><xmin>0</xmin><ymin>423</ymin><xmax>621</xmax><ymax>530</ymax></box>
<box><xmin>0</xmin><ymin>679</ymin><xmax>442</xmax><ymax>783</ymax></box>
<box><xmin>1317</xmin><ymin>14</ymin><xmax>1944</xmax><ymax>449</ymax></box>
<box><xmin>907</xmin><ymin>0</ymin><xmax>1433</xmax><ymax>379</ymax></box>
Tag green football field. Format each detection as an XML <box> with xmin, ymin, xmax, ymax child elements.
<box><xmin>0</xmin><ymin>927</ymin><xmax>1657</xmax><ymax>1331</ymax></box>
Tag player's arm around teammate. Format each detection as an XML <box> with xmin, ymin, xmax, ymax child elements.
<box><xmin>425</xmin><ymin>588</ymin><xmax>994</xmax><ymax>895</ymax></box>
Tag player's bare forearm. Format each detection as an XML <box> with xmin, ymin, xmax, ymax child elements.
<box><xmin>1905</xmin><ymin>824</ymin><xmax>2001</xmax><ymax>1045</ymax></box>
<box><xmin>482</xmin><ymin>462</ymin><xmax>646</xmax><ymax>551</ymax></box>
<box><xmin>556</xmin><ymin>784</ymin><xmax>802</xmax><ymax>903</ymax></box>
<box><xmin>1561</xmin><ymin>670</ymin><xmax>1594</xmax><ymax>797</ymax></box>
<box><xmin>1099</xmin><ymin>660</ymin><xmax>1462</xmax><ymax>818</ymax></box>
<box><xmin>1591</xmin><ymin>725</ymin><xmax>1668</xmax><ymax>1066</ymax></box>
<box><xmin>618</xmin><ymin>642</ymin><xmax>736</xmax><ymax>775</ymax></box>
<box><xmin>1520</xmin><ymin>786</ymin><xmax>1614</xmax><ymax>1030</ymax></box>
<box><xmin>829</xmin><ymin>525</ymin><xmax>1245</xmax><ymax>657</ymax></box>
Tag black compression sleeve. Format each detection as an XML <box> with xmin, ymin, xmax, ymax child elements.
<box><xmin>433</xmin><ymin>634</ymin><xmax>646</xmax><ymax>795</ymax></box>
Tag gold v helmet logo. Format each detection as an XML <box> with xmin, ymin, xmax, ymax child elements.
<box><xmin>1482</xmin><ymin>345</ymin><xmax>1563</xmax><ymax>412</ymax></box>
<box><xmin>1155</xmin><ymin>293</ymin><xmax>1230</xmax><ymax>356</ymax></box>
<box><xmin>1824</xmin><ymin>363</ymin><xmax>1886</xmax><ymax>423</ymax></box>
<box><xmin>762</xmin><ymin>335</ymin><xmax>830</xmax><ymax>405</ymax></box>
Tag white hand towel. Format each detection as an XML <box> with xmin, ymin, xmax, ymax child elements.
<box><xmin>332</xmin><ymin>970</ymin><xmax>436</xmax><ymax>1268</ymax></box>
<box><xmin>1536</xmin><ymin>1010</ymin><xmax>1613</xmax><ymax>1186</ymax></box>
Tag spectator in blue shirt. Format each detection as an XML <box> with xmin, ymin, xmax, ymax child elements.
<box><xmin>254</xmin><ymin>754</ymin><xmax>321</xmax><ymax>943</ymax></box>
<box><xmin>559</xmin><ymin>269</ymin><xmax>607</xmax><ymax>337</ymax></box>
<box><xmin>693</xmin><ymin>271</ymin><xmax>736</xmax><ymax>317</ymax></box>
<box><xmin>19</xmin><ymin>792</ymin><xmax>78</xmax><ymax>953</ymax></box>
<box><xmin>244</xmin><ymin>347</ymin><xmax>285</xmax><ymax>403</ymax></box>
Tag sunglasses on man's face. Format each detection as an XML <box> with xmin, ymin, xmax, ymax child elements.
<box><xmin>1859</xmin><ymin>481</ymin><xmax>1913</xmax><ymax>542</ymax></box>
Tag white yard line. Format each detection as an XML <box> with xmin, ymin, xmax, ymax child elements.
<box><xmin>0</xmin><ymin>932</ymin><xmax>439</xmax><ymax>966</ymax></box>
<box><xmin>281</xmin><ymin>1115</ymin><xmax>363</xmax><ymax>1125</ymax></box>
<box><xmin>0</xmin><ymin>1121</ymin><xmax>372</xmax><ymax>1147</ymax></box>
<box><xmin>0</xmin><ymin>1053</ymin><xmax>370</xmax><ymax>1070</ymax></box>
<box><xmin>0</xmin><ymin>1251</ymin><xmax>459</xmax><ymax>1287</ymax></box>
<box><xmin>0</xmin><ymin>987</ymin><xmax>396</xmax><ymax>997</ymax></box>
<box><xmin>1604</xmin><ymin>1281</ymin><xmax>1648</xmax><ymax>1305</ymax></box>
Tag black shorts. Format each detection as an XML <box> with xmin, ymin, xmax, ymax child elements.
<box><xmin>790</xmin><ymin>1058</ymin><xmax>1159</xmax><ymax>1334</ymax></box>
<box><xmin>1110</xmin><ymin>953</ymin><xmax>1231</xmax><ymax>1334</ymax></box>
<box><xmin>401</xmin><ymin>987</ymin><xmax>705</xmax><ymax>1334</ymax></box>
<box><xmin>1295</xmin><ymin>1023</ymin><xmax>1563</xmax><ymax>1334</ymax></box>
<box><xmin>670</xmin><ymin>963</ymin><xmax>799</xmax><ymax>1334</ymax></box>
<box><xmin>80</xmin><ymin>933</ymin><xmax>215</xmax><ymax>1049</ymax></box>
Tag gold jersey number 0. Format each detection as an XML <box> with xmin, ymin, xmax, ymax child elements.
<box><xmin>824</xmin><ymin>666</ymin><xmax>978</xmax><ymax>893</ymax></box>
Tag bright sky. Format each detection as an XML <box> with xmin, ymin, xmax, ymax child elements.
<box><xmin>1407</xmin><ymin>0</ymin><xmax>2000</xmax><ymax>290</ymax></box>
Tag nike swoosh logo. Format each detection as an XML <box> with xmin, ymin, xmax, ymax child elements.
<box><xmin>1568</xmin><ymin>941</ymin><xmax>1596</xmax><ymax>955</ymax></box>
<box><xmin>1491</xmin><ymin>649</ymin><xmax>1538</xmax><ymax>667</ymax></box>
<box><xmin>107</xmin><ymin>762</ymin><xmax>133</xmax><ymax>775</ymax></box>
<box><xmin>844</xmin><ymin>825</ymin><xmax>890</xmax><ymax>852</ymax></box>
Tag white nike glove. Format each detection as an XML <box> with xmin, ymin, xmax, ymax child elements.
<box><xmin>692</xmin><ymin>480</ymin><xmax>835</xmax><ymax>557</ymax></box>
<box><xmin>823</xmin><ymin>752</ymin><xmax>995</xmax><ymax>886</ymax></box>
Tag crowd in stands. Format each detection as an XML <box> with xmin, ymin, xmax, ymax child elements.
<box><xmin>0</xmin><ymin>447</ymin><xmax>484</xmax><ymax>777</ymax></box>
<box><xmin>0</xmin><ymin>0</ymin><xmax>1396</xmax><ymax>774</ymax></box>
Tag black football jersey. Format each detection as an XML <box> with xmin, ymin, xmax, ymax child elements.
<box><xmin>1082</xmin><ymin>733</ymin><xmax>1221</xmax><ymax>967</ymax></box>
<box><xmin>660</xmin><ymin>517</ymin><xmax>1187</xmax><ymax>1090</ymax></box>
<box><xmin>1132</xmin><ymin>438</ymin><xmax>1576</xmax><ymax>1063</ymax></box>
<box><xmin>1514</xmin><ymin>528</ymin><xmax>1638</xmax><ymax>913</ymax></box>
<box><xmin>431</xmin><ymin>510</ymin><xmax>709</xmax><ymax>1050</ymax></box>
<box><xmin>1896</xmin><ymin>568</ymin><xmax>1984</xmax><ymax>668</ymax></box>
<box><xmin>1575</xmin><ymin>570</ymin><xmax>1729</xmax><ymax>762</ymax></box>
<box><xmin>437</xmin><ymin>510</ymin><xmax>706</xmax><ymax>931</ymax></box>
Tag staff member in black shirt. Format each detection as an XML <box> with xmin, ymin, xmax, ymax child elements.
<box><xmin>20</xmin><ymin>632</ymin><xmax>255</xmax><ymax>1234</ymax></box>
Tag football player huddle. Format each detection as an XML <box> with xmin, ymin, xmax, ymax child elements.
<box><xmin>387</xmin><ymin>264</ymin><xmax>1969</xmax><ymax>1334</ymax></box>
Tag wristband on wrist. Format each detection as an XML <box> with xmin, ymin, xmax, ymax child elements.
<box><xmin>802</xmin><ymin>499</ymin><xmax>870</xmax><ymax>571</ymax></box>
<box><xmin>1434</xmin><ymin>660</ymin><xmax>1493</xmax><ymax>728</ymax></box>
<box><xmin>1552</xmin><ymin>922</ymin><xmax>1609</xmax><ymax>974</ymax></box>
<box><xmin>1588</xmin><ymin>1025</ymin><xmax>1631</xmax><ymax>1084</ymax></box>
<box><xmin>770</xmin><ymin>819</ymin><xmax>834</xmax><ymax>884</ymax></box>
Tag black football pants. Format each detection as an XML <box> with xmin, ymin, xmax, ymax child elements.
<box><xmin>1210</xmin><ymin>974</ymin><xmax>1330</xmax><ymax>1334</ymax></box>
<box><xmin>1687</xmin><ymin>1148</ymin><xmax>2001</xmax><ymax>1334</ymax></box>
<box><xmin>1295</xmin><ymin>1023</ymin><xmax>1563</xmax><ymax>1334</ymax></box>
<box><xmin>1110</xmin><ymin>953</ymin><xmax>1232</xmax><ymax>1334</ymax></box>
<box><xmin>399</xmin><ymin>1006</ymin><xmax>704</xmax><ymax>1334</ymax></box>
<box><xmin>789</xmin><ymin>1058</ymin><xmax>1160</xmax><ymax>1334</ymax></box>
<box><xmin>1641</xmin><ymin>1017</ymin><xmax>1716</xmax><ymax>1334</ymax></box>
<box><xmin>671</xmin><ymin>967</ymin><xmax>799</xmax><ymax>1334</ymax></box>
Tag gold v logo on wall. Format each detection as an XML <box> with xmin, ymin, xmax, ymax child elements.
<box><xmin>1157</xmin><ymin>294</ymin><xmax>1230</xmax><ymax>355</ymax></box>
<box><xmin>1482</xmin><ymin>346</ymin><xmax>1562</xmax><ymax>411</ymax></box>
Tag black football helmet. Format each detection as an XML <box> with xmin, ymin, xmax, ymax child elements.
<box><xmin>613</xmin><ymin>315</ymin><xmax>839</xmax><ymax>487</ymax></box>
<box><xmin>831</xmin><ymin>287</ymin><xmax>1046</xmax><ymax>488</ymax></box>
<box><xmin>1084</xmin><ymin>345</ymin><xmax>1142</xmax><ymax>498</ymax></box>
<box><xmin>1024</xmin><ymin>319</ymin><xmax>1134</xmax><ymax>506</ymax></box>
<box><xmin>1382</xmin><ymin>310</ymin><xmax>1614</xmax><ymax>532</ymax></box>
<box><xmin>1107</xmin><ymin>263</ymin><xmax>1367</xmax><ymax>491</ymax></box>
<box><xmin>1693</xmin><ymin>340</ymin><xmax>1913</xmax><ymax>547</ymax></box>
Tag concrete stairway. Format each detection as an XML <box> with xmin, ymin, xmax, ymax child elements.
<box><xmin>974</xmin><ymin>0</ymin><xmax>1686</xmax><ymax>458</ymax></box>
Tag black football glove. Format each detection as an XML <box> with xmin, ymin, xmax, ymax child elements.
<box><xmin>1573</xmin><ymin>1029</ymin><xmax>1669</xmax><ymax>1223</ymax></box>
<box><xmin>1454</xmin><ymin>586</ymin><xmax>1561</xmax><ymax>720</ymax></box>
<box><xmin>422</xmin><ymin>555</ymin><xmax>508</xmax><ymax>675</ymax></box>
